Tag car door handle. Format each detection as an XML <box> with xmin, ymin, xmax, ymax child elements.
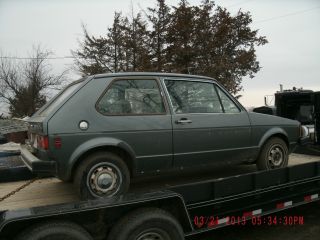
<box><xmin>175</xmin><ymin>118</ymin><xmax>192</xmax><ymax>124</ymax></box>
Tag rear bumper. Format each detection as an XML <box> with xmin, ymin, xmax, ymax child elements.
<box><xmin>20</xmin><ymin>145</ymin><xmax>56</xmax><ymax>174</ymax></box>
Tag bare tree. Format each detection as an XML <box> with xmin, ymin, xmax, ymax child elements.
<box><xmin>0</xmin><ymin>45</ymin><xmax>67</xmax><ymax>117</ymax></box>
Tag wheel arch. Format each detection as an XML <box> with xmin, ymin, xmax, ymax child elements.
<box><xmin>67</xmin><ymin>138</ymin><xmax>136</xmax><ymax>181</ymax></box>
<box><xmin>256</xmin><ymin>128</ymin><xmax>289</xmax><ymax>163</ymax></box>
<box><xmin>258</xmin><ymin>128</ymin><xmax>289</xmax><ymax>149</ymax></box>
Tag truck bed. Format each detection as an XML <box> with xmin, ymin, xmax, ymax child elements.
<box><xmin>0</xmin><ymin>153</ymin><xmax>319</xmax><ymax>211</ymax></box>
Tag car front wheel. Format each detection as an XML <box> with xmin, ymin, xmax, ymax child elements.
<box><xmin>257</xmin><ymin>137</ymin><xmax>289</xmax><ymax>170</ymax></box>
<box><xmin>74</xmin><ymin>152</ymin><xmax>130</xmax><ymax>200</ymax></box>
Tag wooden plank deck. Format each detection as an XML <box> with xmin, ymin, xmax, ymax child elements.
<box><xmin>0</xmin><ymin>153</ymin><xmax>319</xmax><ymax>211</ymax></box>
<box><xmin>0</xmin><ymin>178</ymin><xmax>78</xmax><ymax>210</ymax></box>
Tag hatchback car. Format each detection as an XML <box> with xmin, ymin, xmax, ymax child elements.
<box><xmin>21</xmin><ymin>73</ymin><xmax>302</xmax><ymax>199</ymax></box>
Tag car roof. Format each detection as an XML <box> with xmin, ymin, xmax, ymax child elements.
<box><xmin>93</xmin><ymin>72</ymin><xmax>216</xmax><ymax>82</ymax></box>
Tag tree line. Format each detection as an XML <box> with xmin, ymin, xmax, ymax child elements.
<box><xmin>73</xmin><ymin>0</ymin><xmax>267</xmax><ymax>95</ymax></box>
<box><xmin>0</xmin><ymin>0</ymin><xmax>267</xmax><ymax>117</ymax></box>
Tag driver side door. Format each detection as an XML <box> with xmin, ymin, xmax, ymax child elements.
<box><xmin>163</xmin><ymin>78</ymin><xmax>252</xmax><ymax>168</ymax></box>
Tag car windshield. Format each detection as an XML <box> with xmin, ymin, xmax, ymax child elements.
<box><xmin>37</xmin><ymin>80</ymin><xmax>84</xmax><ymax>117</ymax></box>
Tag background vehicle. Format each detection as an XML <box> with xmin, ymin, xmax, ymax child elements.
<box><xmin>20</xmin><ymin>73</ymin><xmax>301</xmax><ymax>199</ymax></box>
<box><xmin>253</xmin><ymin>88</ymin><xmax>320</xmax><ymax>148</ymax></box>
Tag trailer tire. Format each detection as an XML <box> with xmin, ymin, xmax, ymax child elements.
<box><xmin>107</xmin><ymin>208</ymin><xmax>184</xmax><ymax>240</ymax></box>
<box><xmin>257</xmin><ymin>137</ymin><xmax>288</xmax><ymax>170</ymax></box>
<box><xmin>15</xmin><ymin>220</ymin><xmax>93</xmax><ymax>240</ymax></box>
<box><xmin>74</xmin><ymin>152</ymin><xmax>130</xmax><ymax>200</ymax></box>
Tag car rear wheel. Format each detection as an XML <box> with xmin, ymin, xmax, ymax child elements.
<box><xmin>257</xmin><ymin>137</ymin><xmax>288</xmax><ymax>170</ymax></box>
<box><xmin>107</xmin><ymin>208</ymin><xmax>184</xmax><ymax>240</ymax></box>
<box><xmin>74</xmin><ymin>152</ymin><xmax>130</xmax><ymax>200</ymax></box>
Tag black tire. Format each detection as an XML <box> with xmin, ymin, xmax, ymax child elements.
<box><xmin>74</xmin><ymin>152</ymin><xmax>130</xmax><ymax>200</ymax></box>
<box><xmin>15</xmin><ymin>220</ymin><xmax>93</xmax><ymax>240</ymax></box>
<box><xmin>107</xmin><ymin>208</ymin><xmax>184</xmax><ymax>240</ymax></box>
<box><xmin>257</xmin><ymin>137</ymin><xmax>289</xmax><ymax>170</ymax></box>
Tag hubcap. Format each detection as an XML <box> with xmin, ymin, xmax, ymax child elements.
<box><xmin>87</xmin><ymin>163</ymin><xmax>122</xmax><ymax>197</ymax></box>
<box><xmin>96</xmin><ymin>171</ymin><xmax>115</xmax><ymax>190</ymax></box>
<box><xmin>268</xmin><ymin>144</ymin><xmax>284</xmax><ymax>168</ymax></box>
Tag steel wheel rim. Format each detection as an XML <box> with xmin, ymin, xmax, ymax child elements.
<box><xmin>86</xmin><ymin>162</ymin><xmax>122</xmax><ymax>197</ymax></box>
<box><xmin>136</xmin><ymin>228</ymin><xmax>170</xmax><ymax>240</ymax></box>
<box><xmin>267</xmin><ymin>144</ymin><xmax>285</xmax><ymax>169</ymax></box>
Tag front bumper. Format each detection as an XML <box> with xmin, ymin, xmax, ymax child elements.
<box><xmin>299</xmin><ymin>136</ymin><xmax>311</xmax><ymax>146</ymax></box>
<box><xmin>20</xmin><ymin>145</ymin><xmax>57</xmax><ymax>174</ymax></box>
<box><xmin>299</xmin><ymin>125</ymin><xmax>316</xmax><ymax>146</ymax></box>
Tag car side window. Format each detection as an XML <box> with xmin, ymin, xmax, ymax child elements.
<box><xmin>216</xmin><ymin>86</ymin><xmax>240</xmax><ymax>113</ymax></box>
<box><xmin>164</xmin><ymin>80</ymin><xmax>223</xmax><ymax>113</ymax></box>
<box><xmin>96</xmin><ymin>79</ymin><xmax>165</xmax><ymax>115</ymax></box>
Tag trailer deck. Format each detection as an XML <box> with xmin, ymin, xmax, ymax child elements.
<box><xmin>0</xmin><ymin>153</ymin><xmax>318</xmax><ymax>211</ymax></box>
<box><xmin>0</xmin><ymin>153</ymin><xmax>319</xmax><ymax>239</ymax></box>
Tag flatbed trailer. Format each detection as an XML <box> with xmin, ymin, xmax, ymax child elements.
<box><xmin>0</xmin><ymin>158</ymin><xmax>320</xmax><ymax>240</ymax></box>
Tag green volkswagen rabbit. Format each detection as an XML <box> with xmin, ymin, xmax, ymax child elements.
<box><xmin>21</xmin><ymin>73</ymin><xmax>302</xmax><ymax>199</ymax></box>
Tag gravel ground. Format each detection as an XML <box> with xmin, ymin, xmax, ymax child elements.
<box><xmin>0</xmin><ymin>142</ymin><xmax>21</xmax><ymax>152</ymax></box>
<box><xmin>0</xmin><ymin>142</ymin><xmax>22</xmax><ymax>169</ymax></box>
<box><xmin>0</xmin><ymin>155</ymin><xmax>22</xmax><ymax>169</ymax></box>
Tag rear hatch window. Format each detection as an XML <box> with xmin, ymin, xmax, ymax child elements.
<box><xmin>27</xmin><ymin>79</ymin><xmax>85</xmax><ymax>151</ymax></box>
<box><xmin>36</xmin><ymin>80</ymin><xmax>84</xmax><ymax>117</ymax></box>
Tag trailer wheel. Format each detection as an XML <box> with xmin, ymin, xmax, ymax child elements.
<box><xmin>257</xmin><ymin>137</ymin><xmax>288</xmax><ymax>170</ymax></box>
<box><xmin>74</xmin><ymin>152</ymin><xmax>130</xmax><ymax>200</ymax></box>
<box><xmin>15</xmin><ymin>221</ymin><xmax>93</xmax><ymax>240</ymax></box>
<box><xmin>107</xmin><ymin>208</ymin><xmax>184</xmax><ymax>240</ymax></box>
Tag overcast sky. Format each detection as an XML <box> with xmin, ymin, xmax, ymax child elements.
<box><xmin>0</xmin><ymin>0</ymin><xmax>319</xmax><ymax>114</ymax></box>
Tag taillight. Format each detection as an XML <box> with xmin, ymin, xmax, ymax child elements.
<box><xmin>37</xmin><ymin>135</ymin><xmax>49</xmax><ymax>150</ymax></box>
